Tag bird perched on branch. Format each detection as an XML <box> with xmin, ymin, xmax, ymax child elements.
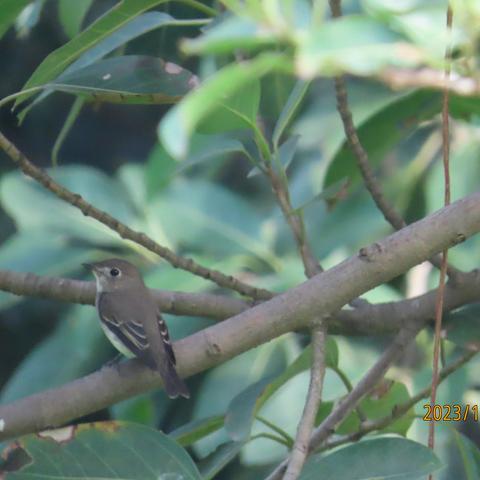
<box><xmin>83</xmin><ymin>258</ymin><xmax>189</xmax><ymax>399</ymax></box>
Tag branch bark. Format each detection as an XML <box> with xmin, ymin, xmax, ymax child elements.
<box><xmin>1</xmin><ymin>268</ymin><xmax>480</xmax><ymax>336</ymax></box>
<box><xmin>0</xmin><ymin>192</ymin><xmax>479</xmax><ymax>441</ymax></box>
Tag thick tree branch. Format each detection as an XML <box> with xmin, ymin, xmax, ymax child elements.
<box><xmin>0</xmin><ymin>130</ymin><xmax>273</xmax><ymax>301</ymax></box>
<box><xmin>0</xmin><ymin>193</ymin><xmax>479</xmax><ymax>441</ymax></box>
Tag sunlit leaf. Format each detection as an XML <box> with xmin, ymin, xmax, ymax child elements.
<box><xmin>159</xmin><ymin>53</ymin><xmax>285</xmax><ymax>158</ymax></box>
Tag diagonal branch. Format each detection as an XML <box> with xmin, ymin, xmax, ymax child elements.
<box><xmin>328</xmin><ymin>0</ymin><xmax>462</xmax><ymax>280</ymax></box>
<box><xmin>0</xmin><ymin>193</ymin><xmax>479</xmax><ymax>441</ymax></box>
<box><xmin>0</xmin><ymin>130</ymin><xmax>273</xmax><ymax>301</ymax></box>
<box><xmin>323</xmin><ymin>348</ymin><xmax>479</xmax><ymax>451</ymax></box>
<box><xmin>266</xmin><ymin>320</ymin><xmax>423</xmax><ymax>480</ymax></box>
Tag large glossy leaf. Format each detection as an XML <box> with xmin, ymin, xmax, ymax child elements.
<box><xmin>14</xmin><ymin>0</ymin><xmax>168</xmax><ymax>108</ymax></box>
<box><xmin>0</xmin><ymin>305</ymin><xmax>110</xmax><ymax>403</ymax></box>
<box><xmin>146</xmin><ymin>179</ymin><xmax>280</xmax><ymax>268</ymax></box>
<box><xmin>225</xmin><ymin>339</ymin><xmax>338</xmax><ymax>442</ymax></box>
<box><xmin>0</xmin><ymin>421</ymin><xmax>202</xmax><ymax>480</ymax></box>
<box><xmin>0</xmin><ymin>0</ymin><xmax>31</xmax><ymax>39</ymax></box>
<box><xmin>159</xmin><ymin>53</ymin><xmax>284</xmax><ymax>158</ymax></box>
<box><xmin>18</xmin><ymin>11</ymin><xmax>189</xmax><ymax>121</ymax></box>
<box><xmin>46</xmin><ymin>55</ymin><xmax>197</xmax><ymax>104</ymax></box>
<box><xmin>192</xmin><ymin>336</ymin><xmax>298</xmax><ymax>458</ymax></box>
<box><xmin>299</xmin><ymin>436</ymin><xmax>442</xmax><ymax>479</ymax></box>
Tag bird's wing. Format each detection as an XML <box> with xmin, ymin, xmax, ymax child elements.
<box><xmin>157</xmin><ymin>312</ymin><xmax>176</xmax><ymax>365</ymax></box>
<box><xmin>98</xmin><ymin>293</ymin><xmax>157</xmax><ymax>369</ymax></box>
<box><xmin>98</xmin><ymin>293</ymin><xmax>175</xmax><ymax>369</ymax></box>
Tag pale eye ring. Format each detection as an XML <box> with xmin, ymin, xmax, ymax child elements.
<box><xmin>110</xmin><ymin>268</ymin><xmax>120</xmax><ymax>277</ymax></box>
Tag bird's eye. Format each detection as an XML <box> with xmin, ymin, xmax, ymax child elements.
<box><xmin>110</xmin><ymin>268</ymin><xmax>120</xmax><ymax>277</ymax></box>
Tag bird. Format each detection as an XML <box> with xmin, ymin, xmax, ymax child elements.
<box><xmin>83</xmin><ymin>258</ymin><xmax>189</xmax><ymax>399</ymax></box>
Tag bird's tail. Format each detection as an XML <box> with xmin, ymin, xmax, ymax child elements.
<box><xmin>161</xmin><ymin>360</ymin><xmax>190</xmax><ymax>399</ymax></box>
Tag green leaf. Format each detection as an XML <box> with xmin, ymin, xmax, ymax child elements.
<box><xmin>170</xmin><ymin>416</ymin><xmax>225</xmax><ymax>447</ymax></box>
<box><xmin>450</xmin><ymin>430</ymin><xmax>480</xmax><ymax>480</ymax></box>
<box><xmin>197</xmin><ymin>441</ymin><xmax>244</xmax><ymax>480</ymax></box>
<box><xmin>273</xmin><ymin>80</ymin><xmax>310</xmax><ymax>148</ymax></box>
<box><xmin>0</xmin><ymin>165</ymin><xmax>137</xmax><ymax>246</ymax></box>
<box><xmin>182</xmin><ymin>14</ymin><xmax>276</xmax><ymax>55</ymax></box>
<box><xmin>316</xmin><ymin>380</ymin><xmax>414</xmax><ymax>436</ymax></box>
<box><xmin>58</xmin><ymin>0</ymin><xmax>94</xmax><ymax>38</ymax></box>
<box><xmin>198</xmin><ymin>79</ymin><xmax>261</xmax><ymax>134</ymax></box>
<box><xmin>0</xmin><ymin>421</ymin><xmax>202</xmax><ymax>480</ymax></box>
<box><xmin>18</xmin><ymin>11</ymin><xmax>187</xmax><ymax>121</ymax></box>
<box><xmin>0</xmin><ymin>0</ymin><xmax>31</xmax><ymax>39</ymax></box>
<box><xmin>297</xmin><ymin>15</ymin><xmax>422</xmax><ymax>78</ymax></box>
<box><xmin>14</xmin><ymin>0</ymin><xmax>168</xmax><ymax>108</ymax></box>
<box><xmin>47</xmin><ymin>55</ymin><xmax>197</xmax><ymax>104</ymax></box>
<box><xmin>225</xmin><ymin>339</ymin><xmax>338</xmax><ymax>442</ymax></box>
<box><xmin>299</xmin><ymin>436</ymin><xmax>442</xmax><ymax>480</ymax></box>
<box><xmin>175</xmin><ymin>135</ymin><xmax>248</xmax><ymax>171</ymax></box>
<box><xmin>147</xmin><ymin>179</ymin><xmax>281</xmax><ymax>268</ymax></box>
<box><xmin>444</xmin><ymin>304</ymin><xmax>480</xmax><ymax>349</ymax></box>
<box><xmin>0</xmin><ymin>305</ymin><xmax>110</xmax><ymax>403</ymax></box>
<box><xmin>324</xmin><ymin>89</ymin><xmax>440</xmax><ymax>188</ymax></box>
<box><xmin>192</xmin><ymin>337</ymin><xmax>297</xmax><ymax>458</ymax></box>
<box><xmin>159</xmin><ymin>53</ymin><xmax>285</xmax><ymax>158</ymax></box>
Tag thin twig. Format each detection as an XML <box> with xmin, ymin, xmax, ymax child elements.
<box><xmin>327</xmin><ymin>0</ymin><xmax>462</xmax><ymax>281</ymax></box>
<box><xmin>323</xmin><ymin>348</ymin><xmax>478</xmax><ymax>450</ymax></box>
<box><xmin>283</xmin><ymin>325</ymin><xmax>326</xmax><ymax>480</ymax></box>
<box><xmin>266</xmin><ymin>164</ymin><xmax>322</xmax><ymax>278</ymax></box>
<box><xmin>0</xmin><ymin>131</ymin><xmax>273</xmax><ymax>300</ymax></box>
<box><xmin>428</xmin><ymin>7</ymin><xmax>453</xmax><ymax>473</ymax></box>
<box><xmin>266</xmin><ymin>321</ymin><xmax>422</xmax><ymax>480</ymax></box>
<box><xmin>264</xmin><ymin>146</ymin><xmax>326</xmax><ymax>479</ymax></box>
